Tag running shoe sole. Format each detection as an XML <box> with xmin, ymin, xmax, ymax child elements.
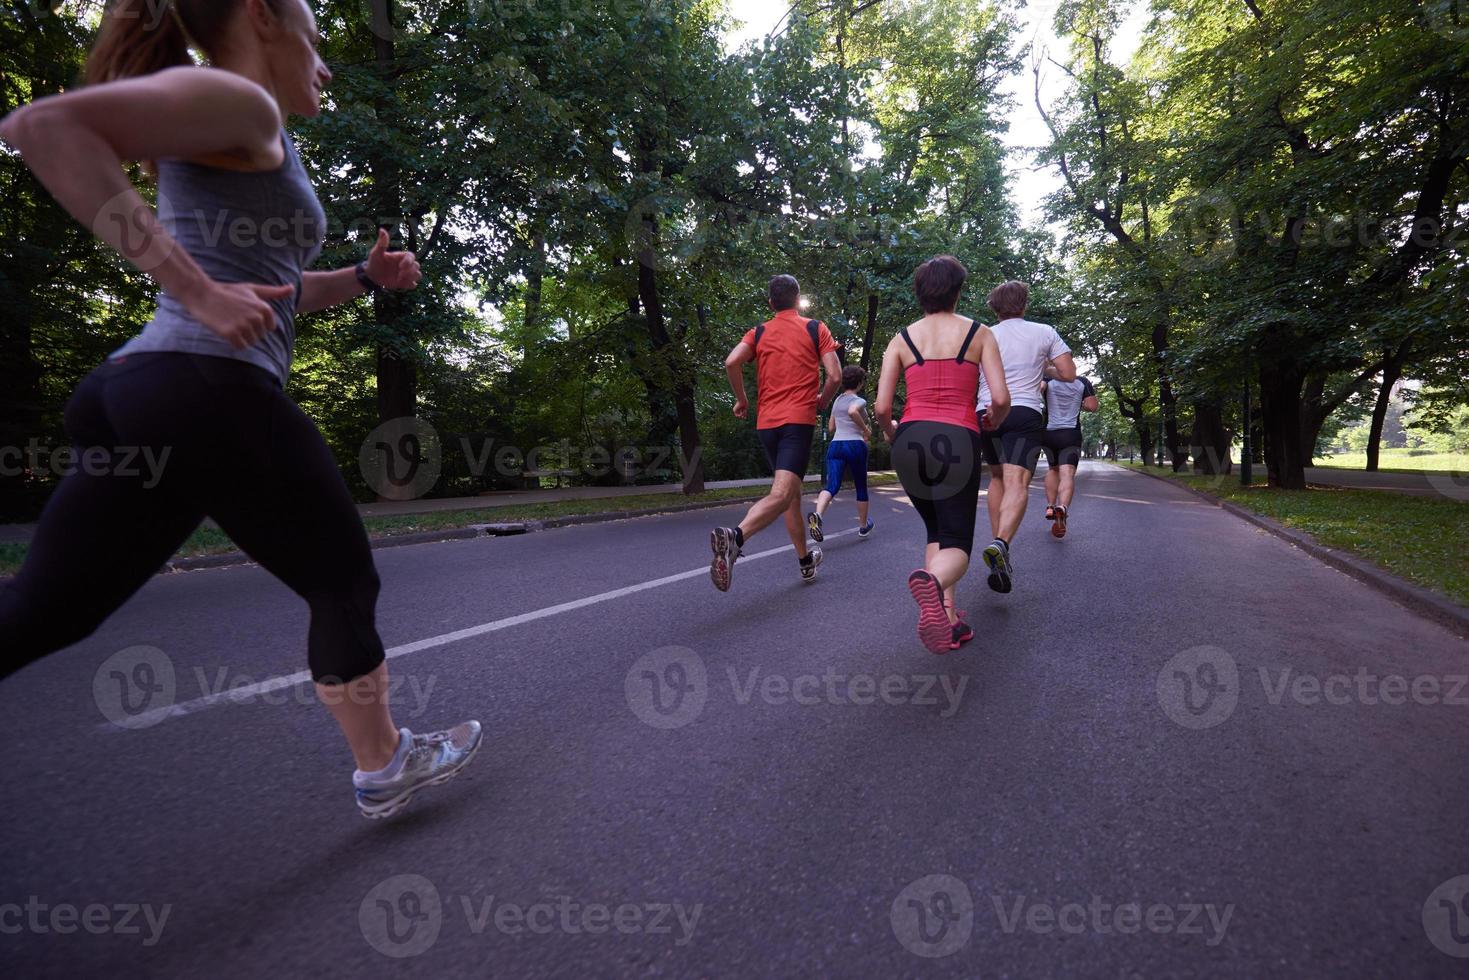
<box><xmin>358</xmin><ymin>732</ymin><xmax>483</xmax><ymax>820</ymax></box>
<box><xmin>907</xmin><ymin>570</ymin><xmax>952</xmax><ymax>655</ymax></box>
<box><xmin>710</xmin><ymin>527</ymin><xmax>739</xmax><ymax>592</ymax></box>
<box><xmin>982</xmin><ymin>544</ymin><xmax>1013</xmax><ymax>594</ymax></box>
<box><xmin>1052</xmin><ymin>509</ymin><xmax>1068</xmax><ymax>539</ymax></box>
<box><xmin>806</xmin><ymin>512</ymin><xmax>824</xmax><ymax>542</ymax></box>
<box><xmin>800</xmin><ymin>547</ymin><xmax>823</xmax><ymax>583</ymax></box>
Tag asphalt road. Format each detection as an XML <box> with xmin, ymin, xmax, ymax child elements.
<box><xmin>2</xmin><ymin>462</ymin><xmax>1467</xmax><ymax>978</ymax></box>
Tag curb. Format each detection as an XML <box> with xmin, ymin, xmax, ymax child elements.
<box><xmin>121</xmin><ymin>484</ymin><xmax>900</xmax><ymax>578</ymax></box>
<box><xmin>1115</xmin><ymin>464</ymin><xmax>1469</xmax><ymax>638</ymax></box>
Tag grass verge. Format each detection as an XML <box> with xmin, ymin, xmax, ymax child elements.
<box><xmin>1312</xmin><ymin>450</ymin><xmax>1469</xmax><ymax>475</ymax></box>
<box><xmin>1113</xmin><ymin>461</ymin><xmax>1469</xmax><ymax>606</ymax></box>
<box><xmin>0</xmin><ymin>474</ymin><xmax>900</xmax><ymax>578</ymax></box>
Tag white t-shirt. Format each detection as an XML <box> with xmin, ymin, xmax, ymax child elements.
<box><xmin>977</xmin><ymin>318</ymin><xmax>1071</xmax><ymax>415</ymax></box>
<box><xmin>831</xmin><ymin>392</ymin><xmax>868</xmax><ymax>442</ymax></box>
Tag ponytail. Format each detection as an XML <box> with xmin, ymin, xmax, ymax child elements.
<box><xmin>86</xmin><ymin>0</ymin><xmax>280</xmax><ymax>86</ymax></box>
<box><xmin>86</xmin><ymin>0</ymin><xmax>194</xmax><ymax>86</ymax></box>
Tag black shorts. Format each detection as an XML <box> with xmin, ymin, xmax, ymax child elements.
<box><xmin>758</xmin><ymin>423</ymin><xmax>816</xmax><ymax>477</ymax></box>
<box><xmin>891</xmin><ymin>420</ymin><xmax>984</xmax><ymax>555</ymax></box>
<box><xmin>979</xmin><ymin>406</ymin><xmax>1045</xmax><ymax>472</ymax></box>
<box><xmin>1042</xmin><ymin>427</ymin><xmax>1084</xmax><ymax>469</ymax></box>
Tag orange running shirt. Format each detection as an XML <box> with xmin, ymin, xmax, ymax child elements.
<box><xmin>740</xmin><ymin>309</ymin><xmax>839</xmax><ymax>429</ymax></box>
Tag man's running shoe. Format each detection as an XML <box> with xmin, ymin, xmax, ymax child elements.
<box><xmin>982</xmin><ymin>540</ymin><xmax>1013</xmax><ymax>594</ymax></box>
<box><xmin>857</xmin><ymin>519</ymin><xmax>875</xmax><ymax>539</ymax></box>
<box><xmin>950</xmin><ymin>621</ymin><xmax>975</xmax><ymax>650</ymax></box>
<box><xmin>907</xmin><ymin>570</ymin><xmax>952</xmax><ymax>655</ymax></box>
<box><xmin>807</xmin><ymin>511</ymin><xmax>824</xmax><ymax>542</ymax></box>
<box><xmin>799</xmin><ymin>546</ymin><xmax>823</xmax><ymax>583</ymax></box>
<box><xmin>710</xmin><ymin>527</ymin><xmax>742</xmax><ymax>592</ymax></box>
<box><xmin>353</xmin><ymin>722</ymin><xmax>483</xmax><ymax>820</ymax></box>
<box><xmin>1044</xmin><ymin>504</ymin><xmax>1057</xmax><ymax>522</ymax></box>
<box><xmin>1052</xmin><ymin>505</ymin><xmax>1068</xmax><ymax>539</ymax></box>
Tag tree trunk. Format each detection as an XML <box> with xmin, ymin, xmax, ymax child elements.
<box><xmin>1190</xmin><ymin>402</ymin><xmax>1230</xmax><ymax>475</ymax></box>
<box><xmin>634</xmin><ymin>219</ymin><xmax>704</xmax><ymax>495</ymax></box>
<box><xmin>371</xmin><ymin>0</ymin><xmax>414</xmax><ymax>430</ymax></box>
<box><xmin>1259</xmin><ymin>359</ymin><xmax>1308</xmax><ymax>489</ymax></box>
<box><xmin>1366</xmin><ymin>357</ymin><xmax>1403</xmax><ymax>472</ymax></box>
<box><xmin>860</xmin><ymin>293</ymin><xmax>879</xmax><ymax>372</ymax></box>
<box><xmin>1137</xmin><ymin>423</ymin><xmax>1155</xmax><ymax>467</ymax></box>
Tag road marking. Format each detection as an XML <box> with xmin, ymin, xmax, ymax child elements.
<box><xmin>99</xmin><ymin>527</ymin><xmax>865</xmax><ymax>730</ymax></box>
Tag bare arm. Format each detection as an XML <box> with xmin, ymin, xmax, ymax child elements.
<box><xmin>1083</xmin><ymin>395</ymin><xmax>1101</xmax><ymax>413</ymax></box>
<box><xmin>726</xmin><ymin>342</ymin><xmax>754</xmax><ymax>418</ymax></box>
<box><xmin>297</xmin><ymin>229</ymin><xmax>423</xmax><ymax>315</ymax></box>
<box><xmin>849</xmin><ymin>402</ymin><xmax>872</xmax><ymax>442</ymax></box>
<box><xmin>0</xmin><ymin>67</ymin><xmax>294</xmax><ymax>349</ymax></box>
<box><xmin>978</xmin><ymin>331</ymin><xmax>1011</xmax><ymax>429</ymax></box>
<box><xmin>818</xmin><ymin>351</ymin><xmax>842</xmax><ymax>412</ymax></box>
<box><xmin>1050</xmin><ymin>352</ymin><xmax>1078</xmax><ymax>383</ymax></box>
<box><xmin>874</xmin><ymin>339</ymin><xmax>904</xmax><ymax>442</ymax></box>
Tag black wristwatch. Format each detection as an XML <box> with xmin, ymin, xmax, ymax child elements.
<box><xmin>355</xmin><ymin>261</ymin><xmax>383</xmax><ymax>295</ymax></box>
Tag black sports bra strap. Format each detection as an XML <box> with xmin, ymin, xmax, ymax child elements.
<box><xmin>956</xmin><ymin>318</ymin><xmax>983</xmax><ymax>363</ymax></box>
<box><xmin>899</xmin><ymin>329</ymin><xmax>925</xmax><ymax>365</ymax></box>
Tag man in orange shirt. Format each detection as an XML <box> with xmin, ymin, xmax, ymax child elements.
<box><xmin>710</xmin><ymin>275</ymin><xmax>842</xmax><ymax>591</ymax></box>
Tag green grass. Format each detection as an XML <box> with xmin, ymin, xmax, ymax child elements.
<box><xmin>0</xmin><ymin>474</ymin><xmax>900</xmax><ymax>578</ymax></box>
<box><xmin>1312</xmin><ymin>449</ymin><xmax>1469</xmax><ymax>475</ymax></box>
<box><xmin>1113</xmin><ymin>462</ymin><xmax>1469</xmax><ymax>606</ymax></box>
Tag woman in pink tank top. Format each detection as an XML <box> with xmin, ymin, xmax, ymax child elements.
<box><xmin>875</xmin><ymin>256</ymin><xmax>1010</xmax><ymax>655</ymax></box>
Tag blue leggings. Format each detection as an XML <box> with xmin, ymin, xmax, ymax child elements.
<box><xmin>824</xmin><ymin>440</ymin><xmax>870</xmax><ymax>501</ymax></box>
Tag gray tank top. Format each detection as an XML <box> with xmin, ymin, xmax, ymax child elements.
<box><xmin>113</xmin><ymin>133</ymin><xmax>326</xmax><ymax>384</ymax></box>
<box><xmin>831</xmin><ymin>392</ymin><xmax>868</xmax><ymax>441</ymax></box>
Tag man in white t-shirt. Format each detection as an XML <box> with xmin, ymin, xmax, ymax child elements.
<box><xmin>975</xmin><ymin>280</ymin><xmax>1077</xmax><ymax>594</ymax></box>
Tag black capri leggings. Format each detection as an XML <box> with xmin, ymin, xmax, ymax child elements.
<box><xmin>0</xmin><ymin>353</ymin><xmax>386</xmax><ymax>685</ymax></box>
<box><xmin>891</xmin><ymin>420</ymin><xmax>985</xmax><ymax>555</ymax></box>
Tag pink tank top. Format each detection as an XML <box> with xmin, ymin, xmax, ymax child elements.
<box><xmin>900</xmin><ymin>319</ymin><xmax>983</xmax><ymax>433</ymax></box>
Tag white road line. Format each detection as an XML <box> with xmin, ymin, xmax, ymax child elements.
<box><xmin>100</xmin><ymin>527</ymin><xmax>864</xmax><ymax>731</ymax></box>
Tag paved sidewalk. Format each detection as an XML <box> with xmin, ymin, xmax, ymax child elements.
<box><xmin>1305</xmin><ymin>466</ymin><xmax>1452</xmax><ymax>497</ymax></box>
<box><xmin>0</xmin><ymin>473</ymin><xmax>884</xmax><ymax>546</ymax></box>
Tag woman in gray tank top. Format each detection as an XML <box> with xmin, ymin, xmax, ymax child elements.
<box><xmin>0</xmin><ymin>0</ymin><xmax>480</xmax><ymax>819</ymax></box>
